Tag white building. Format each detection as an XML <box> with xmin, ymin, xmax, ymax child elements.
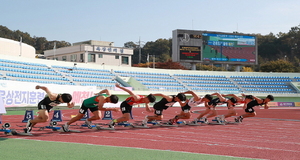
<box><xmin>44</xmin><ymin>40</ymin><xmax>134</xmax><ymax>67</ymax></box>
<box><xmin>0</xmin><ymin>37</ymin><xmax>36</xmax><ymax>58</ymax></box>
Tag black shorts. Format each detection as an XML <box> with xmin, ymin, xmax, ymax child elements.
<box><xmin>120</xmin><ymin>101</ymin><xmax>132</xmax><ymax>114</ymax></box>
<box><xmin>38</xmin><ymin>103</ymin><xmax>53</xmax><ymax>112</ymax></box>
<box><xmin>181</xmin><ymin>104</ymin><xmax>191</xmax><ymax>112</ymax></box>
<box><xmin>245</xmin><ymin>107</ymin><xmax>255</xmax><ymax>113</ymax></box>
<box><xmin>154</xmin><ymin>109</ymin><xmax>163</xmax><ymax>116</ymax></box>
<box><xmin>79</xmin><ymin>104</ymin><xmax>98</xmax><ymax>114</ymax></box>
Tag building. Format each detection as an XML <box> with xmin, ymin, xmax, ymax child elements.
<box><xmin>44</xmin><ymin>40</ymin><xmax>134</xmax><ymax>67</ymax></box>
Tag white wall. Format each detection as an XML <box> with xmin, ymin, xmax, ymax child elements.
<box><xmin>0</xmin><ymin>37</ymin><xmax>36</xmax><ymax>58</ymax></box>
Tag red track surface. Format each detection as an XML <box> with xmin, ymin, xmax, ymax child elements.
<box><xmin>1</xmin><ymin>107</ymin><xmax>300</xmax><ymax>160</ymax></box>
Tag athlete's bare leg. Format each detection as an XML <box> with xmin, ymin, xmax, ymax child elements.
<box><xmin>30</xmin><ymin>109</ymin><xmax>49</xmax><ymax>127</ymax></box>
<box><xmin>146</xmin><ymin>115</ymin><xmax>163</xmax><ymax>121</ymax></box>
<box><xmin>196</xmin><ymin>108</ymin><xmax>211</xmax><ymax>119</ymax></box>
<box><xmin>87</xmin><ymin>110</ymin><xmax>101</xmax><ymax>121</ymax></box>
<box><xmin>115</xmin><ymin>113</ymin><xmax>131</xmax><ymax>123</ymax></box>
<box><xmin>67</xmin><ymin>113</ymin><xmax>84</xmax><ymax>125</ymax></box>
<box><xmin>205</xmin><ymin>108</ymin><xmax>217</xmax><ymax>119</ymax></box>
<box><xmin>240</xmin><ymin>112</ymin><xmax>256</xmax><ymax>118</ymax></box>
<box><xmin>224</xmin><ymin>109</ymin><xmax>237</xmax><ymax>118</ymax></box>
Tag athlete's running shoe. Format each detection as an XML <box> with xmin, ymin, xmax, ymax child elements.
<box><xmin>23</xmin><ymin>127</ymin><xmax>32</xmax><ymax>133</ymax></box>
<box><xmin>62</xmin><ymin>123</ymin><xmax>69</xmax><ymax>132</ymax></box>
<box><xmin>234</xmin><ymin>117</ymin><xmax>239</xmax><ymax>122</ymax></box>
<box><xmin>239</xmin><ymin>116</ymin><xmax>244</xmax><ymax>123</ymax></box>
<box><xmin>193</xmin><ymin>118</ymin><xmax>199</xmax><ymax>124</ymax></box>
<box><xmin>85</xmin><ymin>119</ymin><xmax>93</xmax><ymax>129</ymax></box>
<box><xmin>108</xmin><ymin>120</ymin><xmax>115</xmax><ymax>128</ymax></box>
<box><xmin>167</xmin><ymin>119</ymin><xmax>174</xmax><ymax>125</ymax></box>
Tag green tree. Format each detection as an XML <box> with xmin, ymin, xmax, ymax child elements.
<box><xmin>260</xmin><ymin>59</ymin><xmax>295</xmax><ymax>72</ymax></box>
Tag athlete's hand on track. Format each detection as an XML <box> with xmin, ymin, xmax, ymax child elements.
<box><xmin>146</xmin><ymin>107</ymin><xmax>153</xmax><ymax>112</ymax></box>
<box><xmin>68</xmin><ymin>102</ymin><xmax>75</xmax><ymax>108</ymax></box>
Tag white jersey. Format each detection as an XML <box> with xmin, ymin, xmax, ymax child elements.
<box><xmin>187</xmin><ymin>97</ymin><xmax>205</xmax><ymax>107</ymax></box>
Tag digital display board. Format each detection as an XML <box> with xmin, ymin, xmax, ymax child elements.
<box><xmin>179</xmin><ymin>46</ymin><xmax>201</xmax><ymax>60</ymax></box>
<box><xmin>202</xmin><ymin>33</ymin><xmax>256</xmax><ymax>63</ymax></box>
<box><xmin>172</xmin><ymin>29</ymin><xmax>257</xmax><ymax>65</ymax></box>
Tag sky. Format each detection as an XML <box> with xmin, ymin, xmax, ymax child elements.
<box><xmin>1</xmin><ymin>0</ymin><xmax>300</xmax><ymax>47</ymax></box>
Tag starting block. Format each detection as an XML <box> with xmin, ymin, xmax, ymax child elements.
<box><xmin>102</xmin><ymin>110</ymin><xmax>113</xmax><ymax>120</ymax></box>
<box><xmin>210</xmin><ymin>117</ymin><xmax>226</xmax><ymax>125</ymax></box>
<box><xmin>92</xmin><ymin>125</ymin><xmax>115</xmax><ymax>130</ymax></box>
<box><xmin>1</xmin><ymin>123</ymin><xmax>32</xmax><ymax>136</ymax></box>
<box><xmin>102</xmin><ymin>110</ymin><xmax>133</xmax><ymax>120</ymax></box>
<box><xmin>80</xmin><ymin>110</ymin><xmax>90</xmax><ymax>121</ymax></box>
<box><xmin>147</xmin><ymin>121</ymin><xmax>160</xmax><ymax>125</ymax></box>
<box><xmin>176</xmin><ymin>121</ymin><xmax>186</xmax><ymax>125</ymax></box>
<box><xmin>22</xmin><ymin>110</ymin><xmax>34</xmax><ymax>123</ymax></box>
<box><xmin>51</xmin><ymin>110</ymin><xmax>63</xmax><ymax>122</ymax></box>
<box><xmin>81</xmin><ymin>124</ymin><xmax>96</xmax><ymax>128</ymax></box>
<box><xmin>40</xmin><ymin>121</ymin><xmax>60</xmax><ymax>131</ymax></box>
<box><xmin>117</xmin><ymin>121</ymin><xmax>132</xmax><ymax>127</ymax></box>
<box><xmin>0</xmin><ymin>123</ymin><xmax>12</xmax><ymax>134</ymax></box>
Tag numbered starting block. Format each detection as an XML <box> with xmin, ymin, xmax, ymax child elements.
<box><xmin>80</xmin><ymin>110</ymin><xmax>90</xmax><ymax>121</ymax></box>
<box><xmin>51</xmin><ymin>110</ymin><xmax>63</xmax><ymax>122</ymax></box>
<box><xmin>22</xmin><ymin>110</ymin><xmax>34</xmax><ymax>123</ymax></box>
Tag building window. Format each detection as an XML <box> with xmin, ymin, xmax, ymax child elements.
<box><xmin>88</xmin><ymin>54</ymin><xmax>95</xmax><ymax>62</ymax></box>
<box><xmin>80</xmin><ymin>54</ymin><xmax>84</xmax><ymax>62</ymax></box>
<box><xmin>122</xmin><ymin>56</ymin><xmax>129</xmax><ymax>65</ymax></box>
<box><xmin>62</xmin><ymin>56</ymin><xmax>67</xmax><ymax>61</ymax></box>
<box><xmin>98</xmin><ymin>54</ymin><xmax>103</xmax><ymax>58</ymax></box>
<box><xmin>115</xmin><ymin>55</ymin><xmax>119</xmax><ymax>59</ymax></box>
<box><xmin>71</xmin><ymin>55</ymin><xmax>77</xmax><ymax>62</ymax></box>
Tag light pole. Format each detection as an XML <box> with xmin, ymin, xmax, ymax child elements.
<box><xmin>136</xmin><ymin>37</ymin><xmax>145</xmax><ymax>64</ymax></box>
<box><xmin>147</xmin><ymin>54</ymin><xmax>155</xmax><ymax>68</ymax></box>
<box><xmin>19</xmin><ymin>36</ymin><xmax>22</xmax><ymax>57</ymax></box>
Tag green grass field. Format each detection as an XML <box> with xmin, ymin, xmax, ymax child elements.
<box><xmin>0</xmin><ymin>138</ymin><xmax>256</xmax><ymax>160</ymax></box>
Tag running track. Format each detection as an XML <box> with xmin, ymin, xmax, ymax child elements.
<box><xmin>1</xmin><ymin>107</ymin><xmax>300</xmax><ymax>160</ymax></box>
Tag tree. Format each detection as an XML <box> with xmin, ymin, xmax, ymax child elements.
<box><xmin>155</xmin><ymin>59</ymin><xmax>187</xmax><ymax>69</ymax></box>
<box><xmin>143</xmin><ymin>38</ymin><xmax>171</xmax><ymax>63</ymax></box>
<box><xmin>260</xmin><ymin>59</ymin><xmax>295</xmax><ymax>72</ymax></box>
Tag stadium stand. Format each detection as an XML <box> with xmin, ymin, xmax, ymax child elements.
<box><xmin>0</xmin><ymin>57</ymin><xmax>299</xmax><ymax>95</ymax></box>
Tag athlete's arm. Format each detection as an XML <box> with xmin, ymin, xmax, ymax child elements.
<box><xmin>115</xmin><ymin>83</ymin><xmax>140</xmax><ymax>101</ymax></box>
<box><xmin>211</xmin><ymin>92</ymin><xmax>226</xmax><ymax>102</ymax></box>
<box><xmin>225</xmin><ymin>94</ymin><xmax>243</xmax><ymax>102</ymax></box>
<box><xmin>252</xmin><ymin>95</ymin><xmax>263</xmax><ymax>103</ymax></box>
<box><xmin>97</xmin><ymin>96</ymin><xmax>119</xmax><ymax>111</ymax></box>
<box><xmin>151</xmin><ymin>93</ymin><xmax>173</xmax><ymax>101</ymax></box>
<box><xmin>183</xmin><ymin>90</ymin><xmax>200</xmax><ymax>101</ymax></box>
<box><xmin>36</xmin><ymin>85</ymin><xmax>57</xmax><ymax>101</ymax></box>
<box><xmin>204</xmin><ymin>101</ymin><xmax>210</xmax><ymax>108</ymax></box>
<box><xmin>145</xmin><ymin>103</ymin><xmax>152</xmax><ymax>112</ymax></box>
<box><xmin>98</xmin><ymin>89</ymin><xmax>111</xmax><ymax>96</ymax></box>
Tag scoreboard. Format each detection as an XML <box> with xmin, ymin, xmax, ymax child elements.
<box><xmin>172</xmin><ymin>29</ymin><xmax>257</xmax><ymax>65</ymax></box>
<box><xmin>179</xmin><ymin>46</ymin><xmax>201</xmax><ymax>60</ymax></box>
